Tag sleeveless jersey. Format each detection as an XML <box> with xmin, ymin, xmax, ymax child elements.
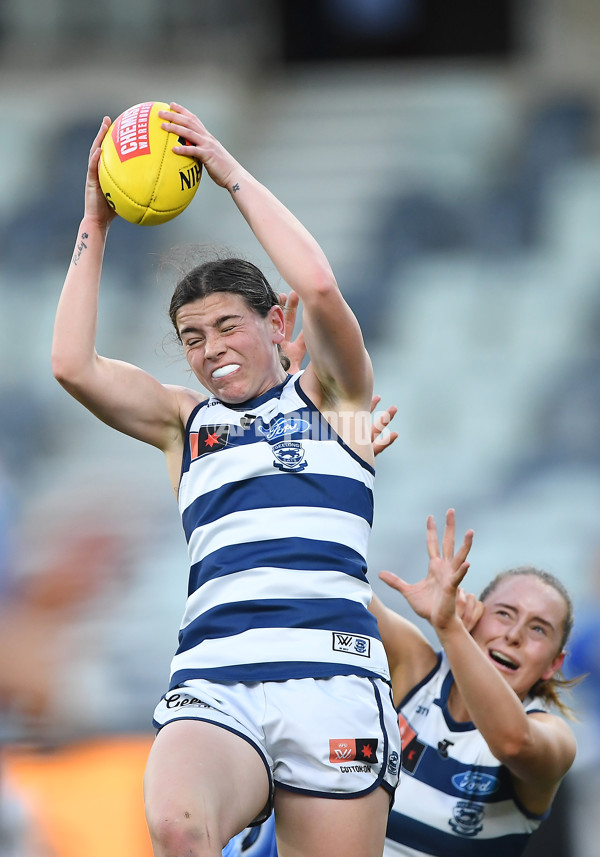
<box><xmin>385</xmin><ymin>652</ymin><xmax>548</xmax><ymax>857</ymax></box>
<box><xmin>170</xmin><ymin>372</ymin><xmax>389</xmax><ymax>688</ymax></box>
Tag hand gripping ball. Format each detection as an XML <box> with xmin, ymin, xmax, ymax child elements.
<box><xmin>98</xmin><ymin>101</ymin><xmax>202</xmax><ymax>226</ymax></box>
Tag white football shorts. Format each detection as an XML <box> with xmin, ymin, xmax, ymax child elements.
<box><xmin>152</xmin><ymin>674</ymin><xmax>400</xmax><ymax>822</ymax></box>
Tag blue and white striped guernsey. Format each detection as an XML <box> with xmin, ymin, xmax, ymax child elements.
<box><xmin>385</xmin><ymin>652</ymin><xmax>548</xmax><ymax>857</ymax></box>
<box><xmin>169</xmin><ymin>372</ymin><xmax>390</xmax><ymax>689</ymax></box>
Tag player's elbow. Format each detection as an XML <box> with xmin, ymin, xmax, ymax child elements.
<box><xmin>489</xmin><ymin>728</ymin><xmax>534</xmax><ymax>765</ymax></box>
<box><xmin>310</xmin><ymin>268</ymin><xmax>339</xmax><ymax>300</ymax></box>
<box><xmin>300</xmin><ymin>269</ymin><xmax>342</xmax><ymax>316</ymax></box>
<box><xmin>51</xmin><ymin>349</ymin><xmax>69</xmax><ymax>386</ymax></box>
<box><xmin>51</xmin><ymin>348</ymin><xmax>90</xmax><ymax>395</ymax></box>
<box><xmin>51</xmin><ymin>349</ymin><xmax>76</xmax><ymax>388</ymax></box>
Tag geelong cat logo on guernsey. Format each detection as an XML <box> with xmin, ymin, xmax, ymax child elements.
<box><xmin>329</xmin><ymin>739</ymin><xmax>379</xmax><ymax>764</ymax></box>
<box><xmin>271</xmin><ymin>441</ymin><xmax>308</xmax><ymax>472</ymax></box>
<box><xmin>449</xmin><ymin>801</ymin><xmax>485</xmax><ymax>837</ymax></box>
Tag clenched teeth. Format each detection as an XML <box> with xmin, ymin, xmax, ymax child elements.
<box><xmin>212</xmin><ymin>364</ymin><xmax>240</xmax><ymax>379</ymax></box>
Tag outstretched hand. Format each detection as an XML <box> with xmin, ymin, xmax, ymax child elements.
<box><xmin>379</xmin><ymin>509</ymin><xmax>476</xmax><ymax>633</ymax></box>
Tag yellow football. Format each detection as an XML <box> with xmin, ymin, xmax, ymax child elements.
<box><xmin>98</xmin><ymin>101</ymin><xmax>201</xmax><ymax>226</ymax></box>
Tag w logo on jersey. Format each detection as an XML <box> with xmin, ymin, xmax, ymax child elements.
<box><xmin>329</xmin><ymin>738</ymin><xmax>378</xmax><ymax>764</ymax></box>
<box><xmin>332</xmin><ymin>632</ymin><xmax>370</xmax><ymax>657</ymax></box>
<box><xmin>332</xmin><ymin>746</ymin><xmax>353</xmax><ymax>760</ymax></box>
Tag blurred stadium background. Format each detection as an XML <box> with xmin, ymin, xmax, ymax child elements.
<box><xmin>1</xmin><ymin>1</ymin><xmax>600</xmax><ymax>855</ymax></box>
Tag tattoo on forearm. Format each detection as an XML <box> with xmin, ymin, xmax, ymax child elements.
<box><xmin>72</xmin><ymin>232</ymin><xmax>89</xmax><ymax>266</ymax></box>
<box><xmin>232</xmin><ymin>182</ymin><xmax>240</xmax><ymax>193</ymax></box>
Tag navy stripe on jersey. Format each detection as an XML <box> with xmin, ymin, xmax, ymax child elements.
<box><xmin>387</xmin><ymin>813</ymin><xmax>530</xmax><ymax>857</ymax></box>
<box><xmin>182</xmin><ymin>472</ymin><xmax>373</xmax><ymax>541</ymax></box>
<box><xmin>188</xmin><ymin>537</ymin><xmax>368</xmax><ymax>595</ymax></box>
<box><xmin>402</xmin><ymin>748</ymin><xmax>514</xmax><ymax>803</ymax></box>
<box><xmin>169</xmin><ymin>662</ymin><xmax>381</xmax><ymax>688</ymax></box>
<box><xmin>176</xmin><ymin>597</ymin><xmax>380</xmax><ymax>653</ymax></box>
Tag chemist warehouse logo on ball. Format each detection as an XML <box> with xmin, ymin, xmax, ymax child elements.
<box><xmin>329</xmin><ymin>739</ymin><xmax>379</xmax><ymax>772</ymax></box>
<box><xmin>112</xmin><ymin>102</ymin><xmax>153</xmax><ymax>161</ymax></box>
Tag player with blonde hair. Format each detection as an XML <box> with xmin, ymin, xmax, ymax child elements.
<box><xmin>376</xmin><ymin>509</ymin><xmax>577</xmax><ymax>856</ymax></box>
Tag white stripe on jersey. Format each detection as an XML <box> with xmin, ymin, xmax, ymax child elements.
<box><xmin>383</xmin><ymin>841</ymin><xmax>422</xmax><ymax>857</ymax></box>
<box><xmin>180</xmin><ymin>566</ymin><xmax>372</xmax><ymax>629</ymax></box>
<box><xmin>170</xmin><ymin>627</ymin><xmax>389</xmax><ymax>675</ymax></box>
<box><xmin>187</xmin><ymin>506</ymin><xmax>371</xmax><ymax>565</ymax></box>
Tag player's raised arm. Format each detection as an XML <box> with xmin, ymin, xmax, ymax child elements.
<box><xmin>383</xmin><ymin>510</ymin><xmax>576</xmax><ymax>813</ymax></box>
<box><xmin>51</xmin><ymin>117</ymin><xmax>195</xmax><ymax>456</ymax></box>
<box><xmin>159</xmin><ymin>103</ymin><xmax>373</xmax><ymax>415</ymax></box>
<box><xmin>425</xmin><ymin>539</ymin><xmax>576</xmax><ymax>810</ymax></box>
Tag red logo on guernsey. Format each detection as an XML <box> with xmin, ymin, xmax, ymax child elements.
<box><xmin>189</xmin><ymin>425</ymin><xmax>230</xmax><ymax>460</ymax></box>
<box><xmin>111</xmin><ymin>101</ymin><xmax>153</xmax><ymax>162</ymax></box>
<box><xmin>398</xmin><ymin>713</ymin><xmax>417</xmax><ymax>750</ymax></box>
<box><xmin>329</xmin><ymin>739</ymin><xmax>378</xmax><ymax>764</ymax></box>
<box><xmin>397</xmin><ymin>713</ymin><xmax>426</xmax><ymax>774</ymax></box>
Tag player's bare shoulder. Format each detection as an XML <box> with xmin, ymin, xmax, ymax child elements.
<box><xmin>167</xmin><ymin>383</ymin><xmax>208</xmax><ymax>430</ymax></box>
<box><xmin>163</xmin><ymin>384</ymin><xmax>207</xmax><ymax>497</ymax></box>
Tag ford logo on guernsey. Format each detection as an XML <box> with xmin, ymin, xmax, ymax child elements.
<box><xmin>258</xmin><ymin>416</ymin><xmax>310</xmax><ymax>441</ymax></box>
<box><xmin>451</xmin><ymin>771</ymin><xmax>499</xmax><ymax>795</ymax></box>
